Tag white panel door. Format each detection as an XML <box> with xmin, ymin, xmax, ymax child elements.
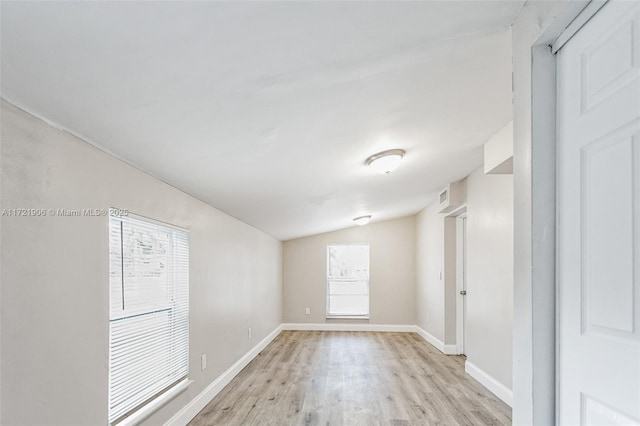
<box><xmin>557</xmin><ymin>1</ymin><xmax>640</xmax><ymax>425</ymax></box>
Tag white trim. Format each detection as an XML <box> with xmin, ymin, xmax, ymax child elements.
<box><xmin>164</xmin><ymin>325</ymin><xmax>283</xmax><ymax>426</ymax></box>
<box><xmin>119</xmin><ymin>379</ymin><xmax>192</xmax><ymax>426</ymax></box>
<box><xmin>455</xmin><ymin>214</ymin><xmax>467</xmax><ymax>355</ymax></box>
<box><xmin>325</xmin><ymin>315</ymin><xmax>370</xmax><ymax>320</ymax></box>
<box><xmin>465</xmin><ymin>360</ymin><xmax>513</xmax><ymax>407</ymax></box>
<box><xmin>530</xmin><ymin>41</ymin><xmax>560</xmax><ymax>426</ymax></box>
<box><xmin>281</xmin><ymin>323</ymin><xmax>415</xmax><ymax>332</ymax></box>
<box><xmin>414</xmin><ymin>326</ymin><xmax>457</xmax><ymax>355</ymax></box>
<box><xmin>525</xmin><ymin>2</ymin><xmax>599</xmax><ymax>423</ymax></box>
<box><xmin>551</xmin><ymin>0</ymin><xmax>607</xmax><ymax>53</ymax></box>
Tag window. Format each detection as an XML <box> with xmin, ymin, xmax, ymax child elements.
<box><xmin>108</xmin><ymin>214</ymin><xmax>189</xmax><ymax>425</ymax></box>
<box><xmin>327</xmin><ymin>244</ymin><xmax>370</xmax><ymax>317</ymax></box>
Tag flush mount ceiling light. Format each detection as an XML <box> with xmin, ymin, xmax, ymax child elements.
<box><xmin>353</xmin><ymin>215</ymin><xmax>371</xmax><ymax>226</ymax></box>
<box><xmin>364</xmin><ymin>149</ymin><xmax>406</xmax><ymax>174</ymax></box>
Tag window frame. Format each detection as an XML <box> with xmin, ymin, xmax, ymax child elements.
<box><xmin>108</xmin><ymin>211</ymin><xmax>190</xmax><ymax>425</ymax></box>
<box><xmin>326</xmin><ymin>243</ymin><xmax>370</xmax><ymax>319</ymax></box>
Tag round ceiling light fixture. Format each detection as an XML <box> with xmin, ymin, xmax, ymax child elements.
<box><xmin>353</xmin><ymin>215</ymin><xmax>372</xmax><ymax>226</ymax></box>
<box><xmin>365</xmin><ymin>149</ymin><xmax>406</xmax><ymax>174</ymax></box>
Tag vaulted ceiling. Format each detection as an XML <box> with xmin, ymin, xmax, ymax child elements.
<box><xmin>1</xmin><ymin>1</ymin><xmax>521</xmax><ymax>240</ymax></box>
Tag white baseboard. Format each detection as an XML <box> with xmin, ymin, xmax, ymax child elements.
<box><xmin>164</xmin><ymin>324</ymin><xmax>283</xmax><ymax>426</ymax></box>
<box><xmin>414</xmin><ymin>326</ymin><xmax>457</xmax><ymax>355</ymax></box>
<box><xmin>465</xmin><ymin>360</ymin><xmax>513</xmax><ymax>407</ymax></box>
<box><xmin>281</xmin><ymin>322</ymin><xmax>416</xmax><ymax>332</ymax></box>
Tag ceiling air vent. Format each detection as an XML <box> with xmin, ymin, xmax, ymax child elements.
<box><xmin>438</xmin><ymin>182</ymin><xmax>463</xmax><ymax>214</ymax></box>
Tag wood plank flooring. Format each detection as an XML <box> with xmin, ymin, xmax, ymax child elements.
<box><xmin>189</xmin><ymin>331</ymin><xmax>512</xmax><ymax>426</ymax></box>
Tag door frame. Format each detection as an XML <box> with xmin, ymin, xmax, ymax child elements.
<box><xmin>455</xmin><ymin>212</ymin><xmax>467</xmax><ymax>355</ymax></box>
<box><xmin>529</xmin><ymin>1</ymin><xmax>607</xmax><ymax>423</ymax></box>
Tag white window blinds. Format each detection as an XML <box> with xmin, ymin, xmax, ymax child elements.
<box><xmin>108</xmin><ymin>214</ymin><xmax>189</xmax><ymax>425</ymax></box>
<box><xmin>327</xmin><ymin>244</ymin><xmax>370</xmax><ymax>316</ymax></box>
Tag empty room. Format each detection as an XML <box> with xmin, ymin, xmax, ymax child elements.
<box><xmin>1</xmin><ymin>1</ymin><xmax>638</xmax><ymax>425</ymax></box>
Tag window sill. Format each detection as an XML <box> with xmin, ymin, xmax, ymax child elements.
<box><xmin>326</xmin><ymin>315</ymin><xmax>370</xmax><ymax>320</ymax></box>
<box><xmin>116</xmin><ymin>379</ymin><xmax>192</xmax><ymax>426</ymax></box>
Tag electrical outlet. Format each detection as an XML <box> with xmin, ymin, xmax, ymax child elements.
<box><xmin>305</xmin><ymin>308</ymin><xmax>311</xmax><ymax>315</ymax></box>
<box><xmin>248</xmin><ymin>327</ymin><xmax>252</xmax><ymax>339</ymax></box>
<box><xmin>201</xmin><ymin>354</ymin><xmax>207</xmax><ymax>371</ymax></box>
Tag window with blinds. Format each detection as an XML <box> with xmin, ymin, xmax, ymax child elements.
<box><xmin>108</xmin><ymin>214</ymin><xmax>189</xmax><ymax>425</ymax></box>
<box><xmin>327</xmin><ymin>244</ymin><xmax>370</xmax><ymax>317</ymax></box>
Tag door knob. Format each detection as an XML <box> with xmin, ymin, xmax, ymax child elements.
<box><xmin>460</xmin><ymin>290</ymin><xmax>467</xmax><ymax>295</ymax></box>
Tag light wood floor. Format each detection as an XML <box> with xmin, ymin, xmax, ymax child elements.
<box><xmin>189</xmin><ymin>331</ymin><xmax>512</xmax><ymax>426</ymax></box>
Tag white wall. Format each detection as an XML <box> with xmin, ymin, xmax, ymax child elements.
<box><xmin>415</xmin><ymin>202</ymin><xmax>445</xmax><ymax>341</ymax></box>
<box><xmin>465</xmin><ymin>167</ymin><xmax>513</xmax><ymax>389</ymax></box>
<box><xmin>0</xmin><ymin>100</ymin><xmax>283</xmax><ymax>425</ymax></box>
<box><xmin>416</xmin><ymin>166</ymin><xmax>513</xmax><ymax>390</ymax></box>
<box><xmin>484</xmin><ymin>121</ymin><xmax>513</xmax><ymax>174</ymax></box>
<box><xmin>283</xmin><ymin>216</ymin><xmax>415</xmax><ymax>325</ymax></box>
<box><xmin>511</xmin><ymin>1</ymin><xmax>573</xmax><ymax>424</ymax></box>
